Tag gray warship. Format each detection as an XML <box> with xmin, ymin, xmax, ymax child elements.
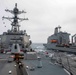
<box><xmin>0</xmin><ymin>3</ymin><xmax>76</xmax><ymax>75</ymax></box>
<box><xmin>43</xmin><ymin>26</ymin><xmax>76</xmax><ymax>54</ymax></box>
<box><xmin>0</xmin><ymin>3</ymin><xmax>32</xmax><ymax>53</ymax></box>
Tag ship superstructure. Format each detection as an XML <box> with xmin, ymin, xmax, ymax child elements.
<box><xmin>0</xmin><ymin>3</ymin><xmax>32</xmax><ymax>52</ymax></box>
<box><xmin>43</xmin><ymin>26</ymin><xmax>71</xmax><ymax>50</ymax></box>
<box><xmin>43</xmin><ymin>26</ymin><xmax>76</xmax><ymax>54</ymax></box>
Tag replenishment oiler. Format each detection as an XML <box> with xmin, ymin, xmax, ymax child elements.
<box><xmin>43</xmin><ymin>26</ymin><xmax>76</xmax><ymax>54</ymax></box>
<box><xmin>0</xmin><ymin>3</ymin><xmax>76</xmax><ymax>75</ymax></box>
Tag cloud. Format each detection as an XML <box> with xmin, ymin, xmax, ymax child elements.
<box><xmin>0</xmin><ymin>0</ymin><xmax>76</xmax><ymax>43</ymax></box>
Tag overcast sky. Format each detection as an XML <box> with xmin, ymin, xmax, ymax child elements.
<box><xmin>0</xmin><ymin>0</ymin><xmax>76</xmax><ymax>43</ymax></box>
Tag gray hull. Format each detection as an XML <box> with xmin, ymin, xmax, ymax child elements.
<box><xmin>43</xmin><ymin>43</ymin><xmax>76</xmax><ymax>54</ymax></box>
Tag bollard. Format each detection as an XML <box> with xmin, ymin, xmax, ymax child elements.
<box><xmin>9</xmin><ymin>70</ymin><xmax>12</xmax><ymax>74</ymax></box>
<box><xmin>37</xmin><ymin>56</ymin><xmax>42</xmax><ymax>68</ymax></box>
<box><xmin>14</xmin><ymin>65</ymin><xmax>16</xmax><ymax>67</ymax></box>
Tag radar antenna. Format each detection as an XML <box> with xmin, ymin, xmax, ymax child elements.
<box><xmin>2</xmin><ymin>3</ymin><xmax>28</xmax><ymax>32</ymax></box>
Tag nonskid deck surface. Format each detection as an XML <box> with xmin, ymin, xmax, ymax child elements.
<box><xmin>0</xmin><ymin>61</ymin><xmax>17</xmax><ymax>75</ymax></box>
<box><xmin>22</xmin><ymin>53</ymin><xmax>69</xmax><ymax>75</ymax></box>
<box><xmin>0</xmin><ymin>52</ymin><xmax>76</xmax><ymax>75</ymax></box>
<box><xmin>43</xmin><ymin>50</ymin><xmax>76</xmax><ymax>75</ymax></box>
<box><xmin>0</xmin><ymin>54</ymin><xmax>27</xmax><ymax>75</ymax></box>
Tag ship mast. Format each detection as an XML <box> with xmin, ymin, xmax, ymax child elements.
<box><xmin>2</xmin><ymin>3</ymin><xmax>28</xmax><ymax>32</ymax></box>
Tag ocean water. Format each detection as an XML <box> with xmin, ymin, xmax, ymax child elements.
<box><xmin>31</xmin><ymin>43</ymin><xmax>43</xmax><ymax>48</ymax></box>
<box><xmin>31</xmin><ymin>43</ymin><xmax>45</xmax><ymax>50</ymax></box>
